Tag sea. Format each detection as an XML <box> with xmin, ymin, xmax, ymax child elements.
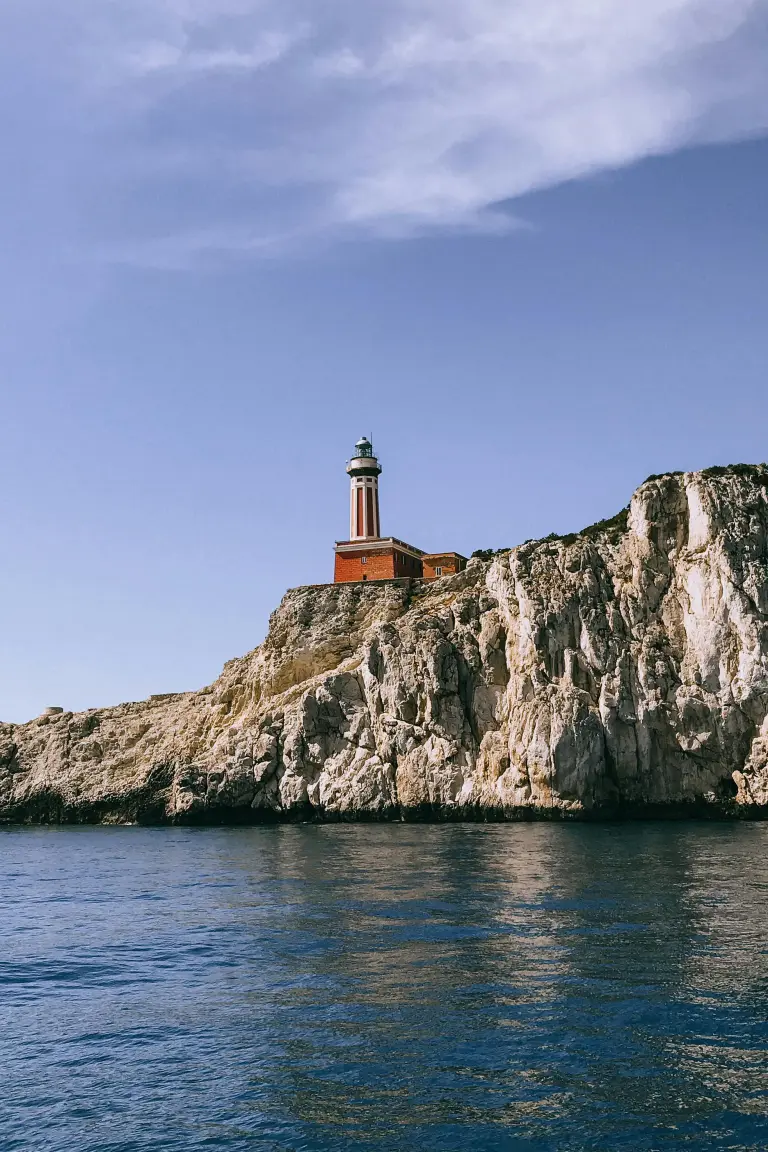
<box><xmin>1</xmin><ymin>823</ymin><xmax>767</xmax><ymax>1151</ymax></box>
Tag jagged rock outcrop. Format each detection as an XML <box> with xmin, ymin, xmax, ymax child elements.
<box><xmin>3</xmin><ymin>465</ymin><xmax>768</xmax><ymax>823</ymax></box>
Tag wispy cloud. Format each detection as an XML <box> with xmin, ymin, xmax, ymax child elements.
<box><xmin>122</xmin><ymin>31</ymin><xmax>297</xmax><ymax>78</ymax></box>
<box><xmin>8</xmin><ymin>0</ymin><xmax>768</xmax><ymax>264</ymax></box>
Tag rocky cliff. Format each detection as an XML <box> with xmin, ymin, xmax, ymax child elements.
<box><xmin>3</xmin><ymin>465</ymin><xmax>768</xmax><ymax>823</ymax></box>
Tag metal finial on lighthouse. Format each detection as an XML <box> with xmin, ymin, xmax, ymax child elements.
<box><xmin>347</xmin><ymin>436</ymin><xmax>382</xmax><ymax>540</ymax></box>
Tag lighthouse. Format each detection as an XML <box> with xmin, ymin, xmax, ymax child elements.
<box><xmin>334</xmin><ymin>435</ymin><xmax>424</xmax><ymax>583</ymax></box>
<box><xmin>347</xmin><ymin>437</ymin><xmax>382</xmax><ymax>540</ymax></box>
<box><xmin>333</xmin><ymin>435</ymin><xmax>468</xmax><ymax>584</ymax></box>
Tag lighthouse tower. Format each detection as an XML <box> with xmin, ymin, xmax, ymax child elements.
<box><xmin>334</xmin><ymin>435</ymin><xmax>429</xmax><ymax>583</ymax></box>
<box><xmin>333</xmin><ymin>435</ymin><xmax>468</xmax><ymax>584</ymax></box>
<box><xmin>347</xmin><ymin>436</ymin><xmax>381</xmax><ymax>540</ymax></box>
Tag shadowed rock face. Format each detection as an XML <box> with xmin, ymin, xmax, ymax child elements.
<box><xmin>3</xmin><ymin>465</ymin><xmax>768</xmax><ymax>824</ymax></box>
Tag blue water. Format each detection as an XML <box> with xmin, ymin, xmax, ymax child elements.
<box><xmin>2</xmin><ymin>825</ymin><xmax>768</xmax><ymax>1151</ymax></box>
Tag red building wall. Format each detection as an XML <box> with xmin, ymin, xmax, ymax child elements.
<box><xmin>334</xmin><ymin>548</ymin><xmax>423</xmax><ymax>583</ymax></box>
<box><xmin>422</xmin><ymin>553</ymin><xmax>467</xmax><ymax>580</ymax></box>
<box><xmin>334</xmin><ymin>549</ymin><xmax>394</xmax><ymax>583</ymax></box>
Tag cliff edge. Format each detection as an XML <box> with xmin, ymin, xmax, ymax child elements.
<box><xmin>3</xmin><ymin>465</ymin><xmax>768</xmax><ymax>823</ymax></box>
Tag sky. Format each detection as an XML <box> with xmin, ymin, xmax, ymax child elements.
<box><xmin>1</xmin><ymin>0</ymin><xmax>767</xmax><ymax>722</ymax></box>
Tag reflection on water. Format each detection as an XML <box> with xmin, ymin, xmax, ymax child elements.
<box><xmin>1</xmin><ymin>824</ymin><xmax>767</xmax><ymax>1150</ymax></box>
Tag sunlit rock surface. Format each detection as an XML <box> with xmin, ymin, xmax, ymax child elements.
<box><xmin>2</xmin><ymin>465</ymin><xmax>768</xmax><ymax>823</ymax></box>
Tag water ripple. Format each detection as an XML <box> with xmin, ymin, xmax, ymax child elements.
<box><xmin>1</xmin><ymin>823</ymin><xmax>767</xmax><ymax>1150</ymax></box>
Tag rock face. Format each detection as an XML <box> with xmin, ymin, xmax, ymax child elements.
<box><xmin>3</xmin><ymin>465</ymin><xmax>768</xmax><ymax>823</ymax></box>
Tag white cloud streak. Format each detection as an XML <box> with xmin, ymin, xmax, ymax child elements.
<box><xmin>8</xmin><ymin>0</ymin><xmax>768</xmax><ymax>263</ymax></box>
<box><xmin>123</xmin><ymin>32</ymin><xmax>297</xmax><ymax>78</ymax></box>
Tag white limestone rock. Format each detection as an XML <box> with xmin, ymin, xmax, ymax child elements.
<box><xmin>2</xmin><ymin>464</ymin><xmax>768</xmax><ymax>822</ymax></box>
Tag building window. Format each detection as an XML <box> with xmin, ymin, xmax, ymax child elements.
<box><xmin>361</xmin><ymin>556</ymin><xmax>367</xmax><ymax>564</ymax></box>
<box><xmin>435</xmin><ymin>566</ymin><xmax>443</xmax><ymax>576</ymax></box>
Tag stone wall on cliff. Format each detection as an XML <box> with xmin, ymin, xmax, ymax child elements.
<box><xmin>2</xmin><ymin>464</ymin><xmax>768</xmax><ymax>823</ymax></box>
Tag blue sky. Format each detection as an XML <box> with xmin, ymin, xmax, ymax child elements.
<box><xmin>1</xmin><ymin>0</ymin><xmax>768</xmax><ymax>722</ymax></box>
